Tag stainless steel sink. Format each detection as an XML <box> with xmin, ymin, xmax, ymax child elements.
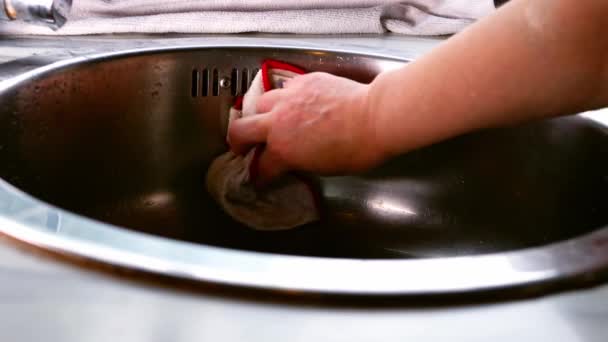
<box><xmin>1</xmin><ymin>45</ymin><xmax>608</xmax><ymax>296</ymax></box>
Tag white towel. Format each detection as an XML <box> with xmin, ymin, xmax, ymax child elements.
<box><xmin>0</xmin><ymin>0</ymin><xmax>495</xmax><ymax>35</ymax></box>
<box><xmin>206</xmin><ymin>61</ymin><xmax>320</xmax><ymax>231</ymax></box>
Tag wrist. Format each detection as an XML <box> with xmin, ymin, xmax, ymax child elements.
<box><xmin>341</xmin><ymin>80</ymin><xmax>389</xmax><ymax>172</ymax></box>
<box><xmin>365</xmin><ymin>71</ymin><xmax>401</xmax><ymax>162</ymax></box>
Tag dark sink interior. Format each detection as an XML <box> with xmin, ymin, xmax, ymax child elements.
<box><xmin>1</xmin><ymin>47</ymin><xmax>607</xmax><ymax>259</ymax></box>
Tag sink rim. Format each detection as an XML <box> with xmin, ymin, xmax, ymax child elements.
<box><xmin>1</xmin><ymin>45</ymin><xmax>608</xmax><ymax>297</ymax></box>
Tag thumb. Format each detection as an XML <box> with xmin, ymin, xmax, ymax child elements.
<box><xmin>251</xmin><ymin>146</ymin><xmax>288</xmax><ymax>187</ymax></box>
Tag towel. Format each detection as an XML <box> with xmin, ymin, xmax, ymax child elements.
<box><xmin>0</xmin><ymin>0</ymin><xmax>495</xmax><ymax>35</ymax></box>
<box><xmin>206</xmin><ymin>60</ymin><xmax>320</xmax><ymax>231</ymax></box>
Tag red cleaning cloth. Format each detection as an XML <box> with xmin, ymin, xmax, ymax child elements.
<box><xmin>206</xmin><ymin>60</ymin><xmax>320</xmax><ymax>230</ymax></box>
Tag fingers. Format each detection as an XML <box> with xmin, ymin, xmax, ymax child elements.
<box><xmin>228</xmin><ymin>113</ymin><xmax>272</xmax><ymax>155</ymax></box>
<box><xmin>230</xmin><ymin>89</ymin><xmax>284</xmax><ymax>154</ymax></box>
<box><xmin>256</xmin><ymin>89</ymin><xmax>285</xmax><ymax>113</ymax></box>
<box><xmin>255</xmin><ymin>148</ymin><xmax>288</xmax><ymax>187</ymax></box>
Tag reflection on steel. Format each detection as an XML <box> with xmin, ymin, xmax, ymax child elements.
<box><xmin>368</xmin><ymin>196</ymin><xmax>417</xmax><ymax>217</ymax></box>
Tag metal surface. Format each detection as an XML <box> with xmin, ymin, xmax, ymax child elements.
<box><xmin>1</xmin><ymin>0</ymin><xmax>70</xmax><ymax>28</ymax></box>
<box><xmin>3</xmin><ymin>236</ymin><xmax>607</xmax><ymax>342</ymax></box>
<box><xmin>1</xmin><ymin>35</ymin><xmax>608</xmax><ymax>342</ymax></box>
<box><xmin>0</xmin><ymin>45</ymin><xmax>608</xmax><ymax>296</ymax></box>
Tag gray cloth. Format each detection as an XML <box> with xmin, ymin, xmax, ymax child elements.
<box><xmin>206</xmin><ymin>69</ymin><xmax>319</xmax><ymax>231</ymax></box>
<box><xmin>0</xmin><ymin>0</ymin><xmax>495</xmax><ymax>35</ymax></box>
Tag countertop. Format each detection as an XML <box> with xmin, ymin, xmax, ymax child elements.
<box><xmin>1</xmin><ymin>34</ymin><xmax>608</xmax><ymax>342</ymax></box>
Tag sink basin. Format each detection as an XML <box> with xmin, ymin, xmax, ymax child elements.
<box><xmin>1</xmin><ymin>46</ymin><xmax>608</xmax><ymax>296</ymax></box>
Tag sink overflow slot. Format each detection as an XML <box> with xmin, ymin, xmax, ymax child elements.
<box><xmin>191</xmin><ymin>67</ymin><xmax>260</xmax><ymax>97</ymax></box>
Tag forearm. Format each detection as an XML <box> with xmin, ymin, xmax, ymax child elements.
<box><xmin>368</xmin><ymin>0</ymin><xmax>608</xmax><ymax>158</ymax></box>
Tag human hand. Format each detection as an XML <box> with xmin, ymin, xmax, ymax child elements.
<box><xmin>228</xmin><ymin>72</ymin><xmax>388</xmax><ymax>184</ymax></box>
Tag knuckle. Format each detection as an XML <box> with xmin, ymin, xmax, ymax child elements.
<box><xmin>307</xmin><ymin>72</ymin><xmax>327</xmax><ymax>83</ymax></box>
<box><xmin>273</xmin><ymin>107</ymin><xmax>297</xmax><ymax>125</ymax></box>
<box><xmin>266</xmin><ymin>140</ymin><xmax>289</xmax><ymax>161</ymax></box>
<box><xmin>257</xmin><ymin>93</ymin><xmax>275</xmax><ymax>111</ymax></box>
<box><xmin>293</xmin><ymin>73</ymin><xmax>317</xmax><ymax>87</ymax></box>
<box><xmin>256</xmin><ymin>97</ymin><xmax>268</xmax><ymax>111</ymax></box>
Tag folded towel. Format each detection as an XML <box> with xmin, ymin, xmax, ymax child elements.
<box><xmin>206</xmin><ymin>60</ymin><xmax>319</xmax><ymax>231</ymax></box>
<box><xmin>0</xmin><ymin>0</ymin><xmax>495</xmax><ymax>35</ymax></box>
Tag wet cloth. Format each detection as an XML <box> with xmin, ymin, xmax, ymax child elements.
<box><xmin>206</xmin><ymin>60</ymin><xmax>319</xmax><ymax>231</ymax></box>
